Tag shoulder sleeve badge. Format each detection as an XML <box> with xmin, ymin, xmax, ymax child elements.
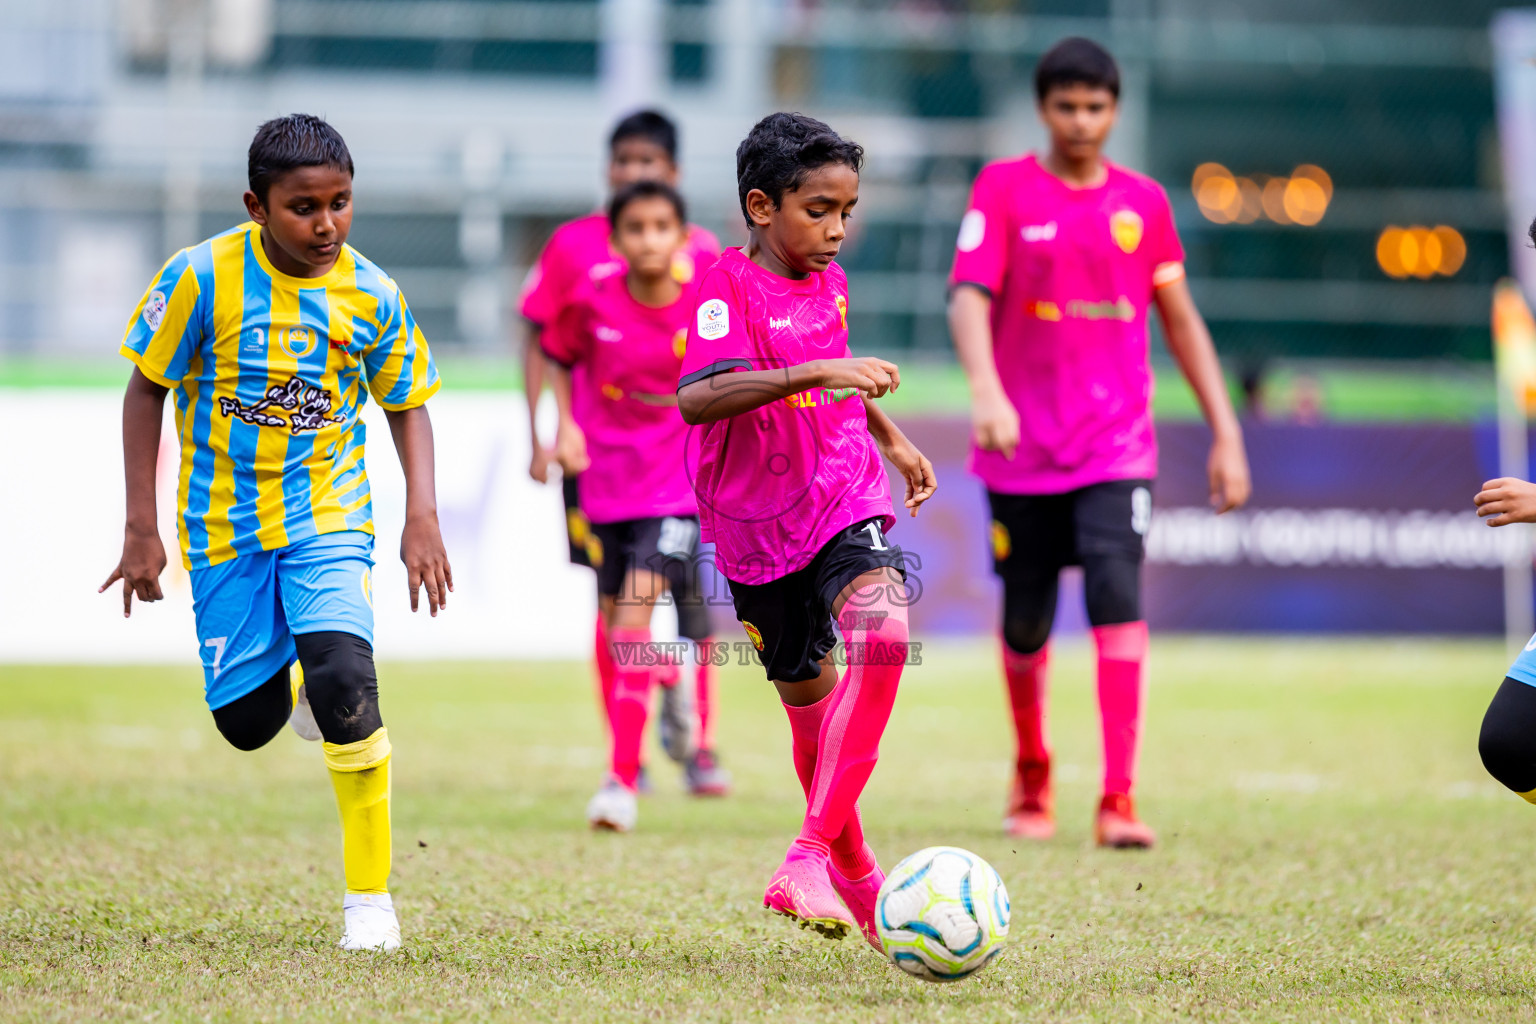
<box><xmin>697</xmin><ymin>298</ymin><xmax>729</xmax><ymax>340</ymax></box>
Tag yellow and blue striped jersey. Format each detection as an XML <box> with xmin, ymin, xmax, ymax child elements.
<box><xmin>121</xmin><ymin>221</ymin><xmax>441</xmax><ymax>571</ymax></box>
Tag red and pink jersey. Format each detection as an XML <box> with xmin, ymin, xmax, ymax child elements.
<box><xmin>543</xmin><ymin>274</ymin><xmax>699</xmax><ymax>524</ymax></box>
<box><xmin>519</xmin><ymin>212</ymin><xmax>721</xmax><ymax>329</ymax></box>
<box><xmin>679</xmin><ymin>248</ymin><xmax>894</xmax><ymax>585</ymax></box>
<box><xmin>950</xmin><ymin>154</ymin><xmax>1186</xmax><ymax>494</ymax></box>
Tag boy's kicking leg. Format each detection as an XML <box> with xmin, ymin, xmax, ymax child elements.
<box><xmin>1481</xmin><ymin>675</ymin><xmax>1536</xmax><ymax>799</ymax></box>
<box><xmin>765</xmin><ymin>562</ymin><xmax>909</xmax><ymax>944</ymax></box>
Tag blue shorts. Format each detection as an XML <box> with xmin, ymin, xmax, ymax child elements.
<box><xmin>190</xmin><ymin>531</ymin><xmax>375</xmax><ymax>710</ymax></box>
<box><xmin>1510</xmin><ymin>635</ymin><xmax>1536</xmax><ymax>688</ymax></box>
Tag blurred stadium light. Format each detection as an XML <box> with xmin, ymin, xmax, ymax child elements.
<box><xmin>0</xmin><ymin>0</ymin><xmax>1513</xmax><ymax>360</ymax></box>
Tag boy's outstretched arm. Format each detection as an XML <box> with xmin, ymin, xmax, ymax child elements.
<box><xmin>100</xmin><ymin>369</ymin><xmax>170</xmax><ymax>617</ymax></box>
<box><xmin>1153</xmin><ymin>278</ymin><xmax>1251</xmax><ymax>513</ymax></box>
<box><xmin>544</xmin><ymin>362</ymin><xmax>591</xmax><ymax>475</ymax></box>
<box><xmin>384</xmin><ymin>405</ymin><xmax>453</xmax><ymax>616</ymax></box>
<box><xmin>1477</xmin><ymin>478</ymin><xmax>1536</xmax><ymax>526</ymax></box>
<box><xmin>523</xmin><ymin>324</ymin><xmax>554</xmax><ymax>483</ymax></box>
<box><xmin>678</xmin><ymin>357</ymin><xmax>898</xmax><ymax>425</ymax></box>
<box><xmin>863</xmin><ymin>397</ymin><xmax>936</xmax><ymax>516</ymax></box>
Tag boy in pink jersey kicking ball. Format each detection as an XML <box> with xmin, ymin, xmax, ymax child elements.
<box><xmin>522</xmin><ymin>110</ymin><xmax>729</xmax><ymax>795</ymax></box>
<box><xmin>543</xmin><ymin>180</ymin><xmax>722</xmax><ymax>830</ymax></box>
<box><xmin>679</xmin><ymin>113</ymin><xmax>936</xmax><ymax>946</ymax></box>
<box><xmin>949</xmin><ymin>38</ymin><xmax>1250</xmax><ymax>848</ymax></box>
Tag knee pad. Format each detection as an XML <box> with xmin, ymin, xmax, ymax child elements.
<box><xmin>294</xmin><ymin>631</ymin><xmax>382</xmax><ymax>746</ymax></box>
<box><xmin>1480</xmin><ymin>677</ymin><xmax>1536</xmax><ymax>796</ymax></box>
<box><xmin>211</xmin><ymin>667</ymin><xmax>291</xmax><ymax>751</ymax></box>
<box><xmin>1001</xmin><ymin>573</ymin><xmax>1057</xmax><ymax>655</ymax></box>
<box><xmin>1082</xmin><ymin>554</ymin><xmax>1142</xmax><ymax>627</ymax></box>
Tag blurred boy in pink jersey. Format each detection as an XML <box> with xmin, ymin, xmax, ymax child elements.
<box><xmin>543</xmin><ymin>181</ymin><xmax>729</xmax><ymax>830</ymax></box>
<box><xmin>520</xmin><ymin>110</ymin><xmax>726</xmax><ymax>794</ymax></box>
<box><xmin>949</xmin><ymin>38</ymin><xmax>1250</xmax><ymax>848</ymax></box>
<box><xmin>679</xmin><ymin>113</ymin><xmax>936</xmax><ymax>948</ymax></box>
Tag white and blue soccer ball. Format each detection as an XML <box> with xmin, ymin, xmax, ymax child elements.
<box><xmin>875</xmin><ymin>846</ymin><xmax>1010</xmax><ymax>982</ymax></box>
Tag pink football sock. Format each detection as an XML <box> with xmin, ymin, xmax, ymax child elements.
<box><xmin>695</xmin><ymin>639</ymin><xmax>718</xmax><ymax>751</ymax></box>
<box><xmin>1002</xmin><ymin>639</ymin><xmax>1051</xmax><ymax>773</ymax></box>
<box><xmin>782</xmin><ymin>690</ymin><xmax>877</xmax><ymax>879</ymax></box>
<box><xmin>1093</xmin><ymin>621</ymin><xmax>1149</xmax><ymax>797</ymax></box>
<box><xmin>796</xmin><ymin>587</ymin><xmax>908</xmax><ymax>868</ymax></box>
<box><xmin>593</xmin><ymin>616</ymin><xmax>616</xmax><ymax>738</ymax></box>
<box><xmin>608</xmin><ymin>626</ymin><xmax>655</xmax><ymax>790</ymax></box>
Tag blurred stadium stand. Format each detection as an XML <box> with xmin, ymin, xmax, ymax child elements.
<box><xmin>0</xmin><ymin>0</ymin><xmax>1513</xmax><ymax>364</ymax></box>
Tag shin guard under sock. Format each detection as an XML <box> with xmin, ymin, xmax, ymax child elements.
<box><xmin>1093</xmin><ymin>621</ymin><xmax>1148</xmax><ymax>797</ymax></box>
<box><xmin>1002</xmin><ymin>639</ymin><xmax>1051</xmax><ymax>774</ymax></box>
<box><xmin>608</xmin><ymin>627</ymin><xmax>655</xmax><ymax>790</ymax></box>
<box><xmin>324</xmin><ymin>726</ymin><xmax>392</xmax><ymax>895</ymax></box>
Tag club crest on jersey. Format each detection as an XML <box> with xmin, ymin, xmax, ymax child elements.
<box><xmin>672</xmin><ymin>328</ymin><xmax>687</xmax><ymax>360</ymax></box>
<box><xmin>279</xmin><ymin>325</ymin><xmax>318</xmax><ymax>358</ymax></box>
<box><xmin>1110</xmin><ymin>210</ymin><xmax>1144</xmax><ymax>254</ymax></box>
<box><xmin>835</xmin><ymin>294</ymin><xmax>848</xmax><ymax>329</ymax></box>
<box><xmin>143</xmin><ymin>291</ymin><xmax>167</xmax><ymax>332</ymax></box>
<box><xmin>697</xmin><ymin>298</ymin><xmax>729</xmax><ymax>340</ymax></box>
<box><xmin>743</xmin><ymin>621</ymin><xmax>765</xmax><ymax>652</ymax></box>
<box><xmin>671</xmin><ymin>250</ymin><xmax>696</xmax><ymax>284</ymax></box>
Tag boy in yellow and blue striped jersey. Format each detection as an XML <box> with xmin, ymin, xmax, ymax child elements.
<box><xmin>100</xmin><ymin>114</ymin><xmax>452</xmax><ymax>952</ymax></box>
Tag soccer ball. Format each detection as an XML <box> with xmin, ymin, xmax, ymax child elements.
<box><xmin>875</xmin><ymin>846</ymin><xmax>1010</xmax><ymax>982</ymax></box>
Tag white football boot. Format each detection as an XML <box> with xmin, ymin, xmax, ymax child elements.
<box><xmin>288</xmin><ymin>662</ymin><xmax>322</xmax><ymax>742</ymax></box>
<box><xmin>339</xmin><ymin>893</ymin><xmax>401</xmax><ymax>951</ymax></box>
<box><xmin>586</xmin><ymin>777</ymin><xmax>638</xmax><ymax>832</ymax></box>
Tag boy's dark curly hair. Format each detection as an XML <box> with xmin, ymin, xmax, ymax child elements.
<box><xmin>735</xmin><ymin>112</ymin><xmax>864</xmax><ymax>227</ymax></box>
<box><xmin>247</xmin><ymin>114</ymin><xmax>353</xmax><ymax>204</ymax></box>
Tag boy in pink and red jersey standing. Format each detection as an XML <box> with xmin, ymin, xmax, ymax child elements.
<box><xmin>542</xmin><ymin>181</ymin><xmax>726</xmax><ymax>830</ymax></box>
<box><xmin>678</xmin><ymin>113</ymin><xmax>936</xmax><ymax>947</ymax></box>
<box><xmin>521</xmin><ymin>110</ymin><xmax>727</xmax><ymax>794</ymax></box>
<box><xmin>949</xmin><ymin>38</ymin><xmax>1250</xmax><ymax>848</ymax></box>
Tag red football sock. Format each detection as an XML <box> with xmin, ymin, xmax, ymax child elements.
<box><xmin>593</xmin><ymin>616</ymin><xmax>616</xmax><ymax>738</ymax></box>
<box><xmin>695</xmin><ymin>639</ymin><xmax>718</xmax><ymax>751</ymax></box>
<box><xmin>1002</xmin><ymin>639</ymin><xmax>1051</xmax><ymax>773</ymax></box>
<box><xmin>608</xmin><ymin>626</ymin><xmax>655</xmax><ymax>790</ymax></box>
<box><xmin>796</xmin><ymin>586</ymin><xmax>907</xmax><ymax>871</ymax></box>
<box><xmin>782</xmin><ymin>690</ymin><xmax>877</xmax><ymax>879</ymax></box>
<box><xmin>1093</xmin><ymin>621</ymin><xmax>1149</xmax><ymax>797</ymax></box>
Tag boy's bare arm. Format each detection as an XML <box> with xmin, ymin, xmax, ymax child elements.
<box><xmin>1477</xmin><ymin>478</ymin><xmax>1536</xmax><ymax>526</ymax></box>
<box><xmin>384</xmin><ymin>405</ymin><xmax>453</xmax><ymax>616</ymax></box>
<box><xmin>678</xmin><ymin>357</ymin><xmax>898</xmax><ymax>425</ymax></box>
<box><xmin>863</xmin><ymin>396</ymin><xmax>936</xmax><ymax>516</ymax></box>
<box><xmin>523</xmin><ymin>323</ymin><xmax>553</xmax><ymax>483</ymax></box>
<box><xmin>545</xmin><ymin>361</ymin><xmax>590</xmax><ymax>475</ymax></box>
<box><xmin>1153</xmin><ymin>278</ymin><xmax>1251</xmax><ymax>513</ymax></box>
<box><xmin>948</xmin><ymin>284</ymin><xmax>1019</xmax><ymax>460</ymax></box>
<box><xmin>99</xmin><ymin>369</ymin><xmax>170</xmax><ymax>616</ymax></box>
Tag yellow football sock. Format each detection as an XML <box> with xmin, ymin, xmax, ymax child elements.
<box><xmin>324</xmin><ymin>726</ymin><xmax>392</xmax><ymax>895</ymax></box>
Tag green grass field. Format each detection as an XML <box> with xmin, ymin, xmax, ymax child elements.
<box><xmin>3</xmin><ymin>638</ymin><xmax>1535</xmax><ymax>1022</ymax></box>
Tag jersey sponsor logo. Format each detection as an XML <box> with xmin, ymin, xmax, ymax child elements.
<box><xmin>1021</xmin><ymin>221</ymin><xmax>1058</xmax><ymax>243</ymax></box>
<box><xmin>742</xmin><ymin>621</ymin><xmax>765</xmax><ymax>652</ymax></box>
<box><xmin>769</xmin><ymin>316</ymin><xmax>793</xmax><ymax>331</ymax></box>
<box><xmin>672</xmin><ymin>328</ymin><xmax>687</xmax><ymax>360</ymax></box>
<box><xmin>671</xmin><ymin>250</ymin><xmax>696</xmax><ymax>284</ymax></box>
<box><xmin>1025</xmin><ymin>300</ymin><xmax>1062</xmax><ymax>321</ymax></box>
<box><xmin>595</xmin><ymin>324</ymin><xmax>623</xmax><ymax>343</ymax></box>
<box><xmin>956</xmin><ymin>209</ymin><xmax>986</xmax><ymax>252</ymax></box>
<box><xmin>697</xmin><ymin>298</ymin><xmax>729</xmax><ymax>340</ymax></box>
<box><xmin>143</xmin><ymin>290</ymin><xmax>167</xmax><ymax>331</ymax></box>
<box><xmin>835</xmin><ymin>294</ymin><xmax>848</xmax><ymax>329</ymax></box>
<box><xmin>243</xmin><ymin>326</ymin><xmax>267</xmax><ymax>351</ymax></box>
<box><xmin>217</xmin><ymin>376</ymin><xmax>346</xmax><ymax>434</ymax></box>
<box><xmin>784</xmin><ymin>386</ymin><xmax>858</xmax><ymax>410</ymax></box>
<box><xmin>1110</xmin><ymin>210</ymin><xmax>1144</xmax><ymax>254</ymax></box>
<box><xmin>1027</xmin><ymin>297</ymin><xmax>1134</xmax><ymax>322</ymax></box>
<box><xmin>600</xmin><ymin>382</ymin><xmax>624</xmax><ymax>401</ymax></box>
<box><xmin>589</xmin><ymin>259</ymin><xmax>624</xmax><ymax>283</ymax></box>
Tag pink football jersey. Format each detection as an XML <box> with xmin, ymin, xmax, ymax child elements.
<box><xmin>678</xmin><ymin>248</ymin><xmax>894</xmax><ymax>585</ymax></box>
<box><xmin>519</xmin><ymin>212</ymin><xmax>721</xmax><ymax>328</ymax></box>
<box><xmin>950</xmin><ymin>155</ymin><xmax>1186</xmax><ymax>494</ymax></box>
<box><xmin>543</xmin><ymin>274</ymin><xmax>699</xmax><ymax>524</ymax></box>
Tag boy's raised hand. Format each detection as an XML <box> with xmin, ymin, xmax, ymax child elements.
<box><xmin>99</xmin><ymin>525</ymin><xmax>167</xmax><ymax>617</ymax></box>
<box><xmin>401</xmin><ymin>516</ymin><xmax>453</xmax><ymax>616</ymax></box>
<box><xmin>818</xmin><ymin>357</ymin><xmax>900</xmax><ymax>399</ymax></box>
<box><xmin>1476</xmin><ymin>477</ymin><xmax>1536</xmax><ymax>527</ymax></box>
